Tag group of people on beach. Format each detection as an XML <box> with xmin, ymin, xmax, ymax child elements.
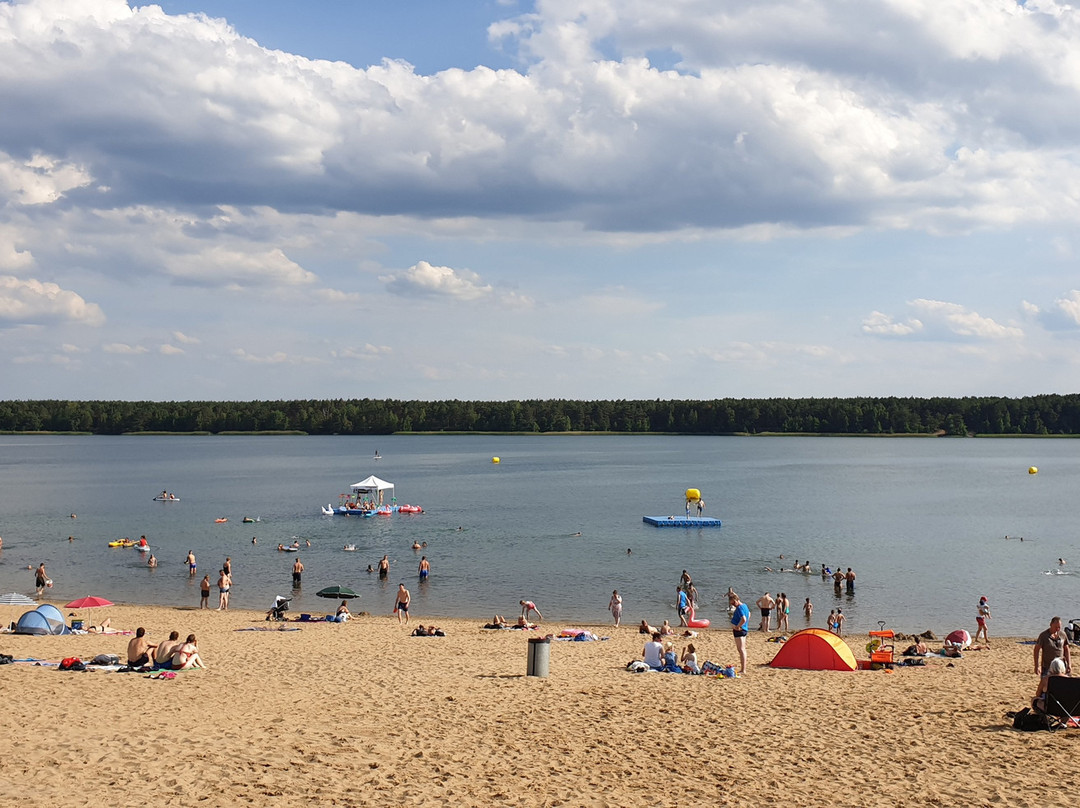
<box><xmin>125</xmin><ymin>627</ymin><xmax>206</xmax><ymax>671</ymax></box>
<box><xmin>198</xmin><ymin>558</ymin><xmax>233</xmax><ymax>610</ymax></box>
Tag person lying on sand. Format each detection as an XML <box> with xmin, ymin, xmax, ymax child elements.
<box><xmin>639</xmin><ymin>619</ymin><xmax>657</xmax><ymax>635</ymax></box>
<box><xmin>514</xmin><ymin>616</ymin><xmax>537</xmax><ymax>629</ymax></box>
<box><xmin>86</xmin><ymin>618</ymin><xmax>113</xmax><ymax>634</ymax></box>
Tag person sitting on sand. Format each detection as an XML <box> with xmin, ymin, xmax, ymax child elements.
<box><xmin>639</xmin><ymin>619</ymin><xmax>657</xmax><ymax>635</ymax></box>
<box><xmin>335</xmin><ymin>601</ymin><xmax>350</xmax><ymax>623</ymax></box>
<box><xmin>681</xmin><ymin>643</ymin><xmax>700</xmax><ymax>674</ymax></box>
<box><xmin>660</xmin><ymin>620</ymin><xmax>675</xmax><ymax>636</ymax></box>
<box><xmin>154</xmin><ymin>631</ymin><xmax>181</xmax><ymax>668</ymax></box>
<box><xmin>126</xmin><ymin>626</ymin><xmax>155</xmax><ymax>667</ymax></box>
<box><xmin>643</xmin><ymin>632</ymin><xmax>664</xmax><ymax>669</ymax></box>
<box><xmin>171</xmin><ymin>634</ymin><xmax>206</xmax><ymax>670</ymax></box>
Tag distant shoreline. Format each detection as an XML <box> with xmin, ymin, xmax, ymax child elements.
<box><xmin>2</xmin><ymin>430</ymin><xmax>1078</xmax><ymax>438</ymax></box>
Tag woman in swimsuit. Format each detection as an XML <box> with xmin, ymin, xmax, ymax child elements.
<box><xmin>171</xmin><ymin>634</ymin><xmax>206</xmax><ymax>670</ymax></box>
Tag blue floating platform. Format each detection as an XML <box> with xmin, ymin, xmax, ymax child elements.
<box><xmin>643</xmin><ymin>516</ymin><xmax>723</xmax><ymax>528</ymax></box>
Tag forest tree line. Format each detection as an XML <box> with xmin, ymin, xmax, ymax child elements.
<box><xmin>2</xmin><ymin>395</ymin><xmax>1080</xmax><ymax>436</ymax></box>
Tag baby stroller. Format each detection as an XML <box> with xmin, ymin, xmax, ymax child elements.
<box><xmin>266</xmin><ymin>595</ymin><xmax>292</xmax><ymax>622</ymax></box>
<box><xmin>1066</xmin><ymin>619</ymin><xmax>1080</xmax><ymax>644</ymax></box>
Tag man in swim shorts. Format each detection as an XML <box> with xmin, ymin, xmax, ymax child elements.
<box><xmin>126</xmin><ymin>627</ymin><xmax>155</xmax><ymax>668</ymax></box>
<box><xmin>378</xmin><ymin>555</ymin><xmax>389</xmax><ymax>579</ymax></box>
<box><xmin>396</xmin><ymin>582</ymin><xmax>411</xmax><ymax>625</ymax></box>
<box><xmin>845</xmin><ymin>567</ymin><xmax>856</xmax><ymax>594</ymax></box>
<box><xmin>676</xmin><ymin>586</ymin><xmax>690</xmax><ymax>627</ymax></box>
<box><xmin>730</xmin><ymin>593</ymin><xmax>750</xmax><ymax>674</ymax></box>
<box><xmin>35</xmin><ymin>562</ymin><xmax>48</xmax><ymax>596</ymax></box>
<box><xmin>418</xmin><ymin>556</ymin><xmax>430</xmax><ymax>580</ymax></box>
<box><xmin>186</xmin><ymin>550</ymin><xmax>196</xmax><ymax>576</ymax></box>
<box><xmin>756</xmin><ymin>592</ymin><xmax>775</xmax><ymax>632</ymax></box>
<box><xmin>292</xmin><ymin>557</ymin><xmax>304</xmax><ymax>587</ymax></box>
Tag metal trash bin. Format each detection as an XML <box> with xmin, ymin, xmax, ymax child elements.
<box><xmin>527</xmin><ymin>636</ymin><xmax>551</xmax><ymax>677</ymax></box>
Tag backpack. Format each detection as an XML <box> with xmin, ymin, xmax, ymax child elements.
<box><xmin>58</xmin><ymin>657</ymin><xmax>86</xmax><ymax>672</ymax></box>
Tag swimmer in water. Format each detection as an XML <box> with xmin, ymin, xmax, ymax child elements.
<box><xmin>1059</xmin><ymin>558</ymin><xmax>1067</xmax><ymax>566</ymax></box>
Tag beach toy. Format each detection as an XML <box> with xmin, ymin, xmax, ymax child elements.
<box><xmin>1029</xmin><ymin>466</ymin><xmax>1038</xmax><ymax>474</ymax></box>
<box><xmin>685</xmin><ymin>488</ymin><xmax>700</xmax><ymax>502</ymax></box>
<box><xmin>492</xmin><ymin>457</ymin><xmax>500</xmax><ymax>464</ymax></box>
<box><xmin>687</xmin><ymin>608</ymin><xmax>710</xmax><ymax>629</ymax></box>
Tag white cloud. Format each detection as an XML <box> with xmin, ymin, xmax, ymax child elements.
<box><xmin>103</xmin><ymin>342</ymin><xmax>148</xmax><ymax>354</ymax></box>
<box><xmin>908</xmin><ymin>298</ymin><xmax>1024</xmax><ymax>339</ymax></box>
<box><xmin>164</xmin><ymin>247</ymin><xmax>316</xmax><ymax>288</ymax></box>
<box><xmin>331</xmin><ymin>344</ymin><xmax>393</xmax><ymax>360</ymax></box>
<box><xmin>0</xmin><ymin>150</ymin><xmax>93</xmax><ymax>205</ymax></box>
<box><xmin>158</xmin><ymin>343</ymin><xmax>184</xmax><ymax>355</ymax></box>
<box><xmin>172</xmin><ymin>330</ymin><xmax>200</xmax><ymax>344</ymax></box>
<box><xmin>862</xmin><ymin>310</ymin><xmax>923</xmax><ymax>337</ymax></box>
<box><xmin>0</xmin><ymin>275</ymin><xmax>105</xmax><ymax>326</ymax></box>
<box><xmin>382</xmin><ymin>260</ymin><xmax>495</xmax><ymax>301</ymax></box>
<box><xmin>231</xmin><ymin>347</ymin><xmax>323</xmax><ymax>365</ymax></box>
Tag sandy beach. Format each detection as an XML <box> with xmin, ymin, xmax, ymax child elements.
<box><xmin>1</xmin><ymin>603</ymin><xmax>1076</xmax><ymax>807</ymax></box>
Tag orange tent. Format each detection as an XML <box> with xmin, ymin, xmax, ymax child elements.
<box><xmin>769</xmin><ymin>628</ymin><xmax>857</xmax><ymax>671</ymax></box>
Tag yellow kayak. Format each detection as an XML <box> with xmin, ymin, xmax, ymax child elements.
<box><xmin>108</xmin><ymin>539</ymin><xmax>135</xmax><ymax>548</ymax></box>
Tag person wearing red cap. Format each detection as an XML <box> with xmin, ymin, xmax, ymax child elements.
<box><xmin>975</xmin><ymin>596</ymin><xmax>992</xmax><ymax>645</ymax></box>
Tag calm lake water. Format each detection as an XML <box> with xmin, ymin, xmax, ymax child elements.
<box><xmin>0</xmin><ymin>434</ymin><xmax>1076</xmax><ymax>635</ymax></box>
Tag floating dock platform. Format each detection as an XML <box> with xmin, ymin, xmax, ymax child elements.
<box><xmin>643</xmin><ymin>516</ymin><xmax>723</xmax><ymax>528</ymax></box>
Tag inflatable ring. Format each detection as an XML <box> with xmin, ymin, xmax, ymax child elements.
<box><xmin>866</xmin><ymin>638</ymin><xmax>881</xmax><ymax>654</ymax></box>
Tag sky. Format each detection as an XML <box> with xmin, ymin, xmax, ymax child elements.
<box><xmin>2</xmin><ymin>0</ymin><xmax>1080</xmax><ymax>402</ymax></box>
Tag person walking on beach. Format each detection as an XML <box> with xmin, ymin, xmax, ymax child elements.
<box><xmin>975</xmin><ymin>596</ymin><xmax>991</xmax><ymax>645</ymax></box>
<box><xmin>418</xmin><ymin>556</ymin><xmax>430</xmax><ymax>581</ymax></box>
<box><xmin>756</xmin><ymin>592</ymin><xmax>775</xmax><ymax>632</ymax></box>
<box><xmin>217</xmin><ymin>568</ymin><xmax>231</xmax><ymax>611</ymax></box>
<box><xmin>729</xmin><ymin>593</ymin><xmax>749</xmax><ymax>674</ymax></box>
<box><xmin>520</xmin><ymin>599</ymin><xmax>543</xmax><ymax>621</ymax></box>
<box><xmin>1034</xmin><ymin>616</ymin><xmax>1071</xmax><ymax>701</ymax></box>
<box><xmin>34</xmin><ymin>562</ymin><xmax>48</xmax><ymax>597</ymax></box>
<box><xmin>199</xmin><ymin>574</ymin><xmax>211</xmax><ymax>609</ymax></box>
<box><xmin>609</xmin><ymin>590</ymin><xmax>623</xmax><ymax>627</ymax></box>
<box><xmin>395</xmin><ymin>582</ymin><xmax>411</xmax><ymax>625</ymax></box>
<box><xmin>845</xmin><ymin>568</ymin><xmax>856</xmax><ymax>594</ymax></box>
<box><xmin>186</xmin><ymin>550</ymin><xmax>196</xmax><ymax>577</ymax></box>
<box><xmin>292</xmin><ymin>557</ymin><xmax>304</xmax><ymax>588</ymax></box>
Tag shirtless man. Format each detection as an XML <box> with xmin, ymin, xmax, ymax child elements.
<box><xmin>832</xmin><ymin>568</ymin><xmax>845</xmax><ymax>593</ymax></box>
<box><xmin>756</xmin><ymin>592</ymin><xmax>776</xmax><ymax>631</ymax></box>
<box><xmin>378</xmin><ymin>555</ymin><xmax>390</xmax><ymax>579</ymax></box>
<box><xmin>126</xmin><ymin>627</ymin><xmax>156</xmax><ymax>668</ymax></box>
<box><xmin>396</xmin><ymin>582</ymin><xmax>411</xmax><ymax>625</ymax></box>
<box><xmin>845</xmin><ymin>567</ymin><xmax>856</xmax><ymax>594</ymax></box>
<box><xmin>292</xmin><ymin>557</ymin><xmax>304</xmax><ymax>587</ymax></box>
<box><xmin>186</xmin><ymin>550</ymin><xmax>197</xmax><ymax>577</ymax></box>
<box><xmin>35</xmin><ymin>562</ymin><xmax>48</xmax><ymax>596</ymax></box>
<box><xmin>154</xmin><ymin>631</ymin><xmax>181</xmax><ymax>668</ymax></box>
<box><xmin>217</xmin><ymin>568</ymin><xmax>231</xmax><ymax>610</ymax></box>
<box><xmin>418</xmin><ymin>556</ymin><xmax>430</xmax><ymax>581</ymax></box>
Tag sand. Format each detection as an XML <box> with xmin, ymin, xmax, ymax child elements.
<box><xmin>0</xmin><ymin>604</ymin><xmax>1076</xmax><ymax>807</ymax></box>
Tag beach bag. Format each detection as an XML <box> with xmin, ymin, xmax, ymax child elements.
<box><xmin>1012</xmin><ymin>707</ymin><xmax>1055</xmax><ymax>732</ymax></box>
<box><xmin>59</xmin><ymin>657</ymin><xmax>85</xmax><ymax>672</ymax></box>
<box><xmin>91</xmin><ymin>654</ymin><xmax>119</xmax><ymax>666</ymax></box>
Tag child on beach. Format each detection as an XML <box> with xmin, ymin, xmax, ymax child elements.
<box><xmin>975</xmin><ymin>597</ymin><xmax>991</xmax><ymax>645</ymax></box>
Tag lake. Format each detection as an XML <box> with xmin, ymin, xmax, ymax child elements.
<box><xmin>0</xmin><ymin>434</ymin><xmax>1076</xmax><ymax>635</ymax></box>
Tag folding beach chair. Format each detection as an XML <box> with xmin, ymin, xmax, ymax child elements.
<box><xmin>868</xmin><ymin>621</ymin><xmax>895</xmax><ymax>667</ymax></box>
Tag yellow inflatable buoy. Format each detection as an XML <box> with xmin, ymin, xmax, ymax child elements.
<box><xmin>492</xmin><ymin>457</ymin><xmax>500</xmax><ymax>464</ymax></box>
<box><xmin>1029</xmin><ymin>466</ymin><xmax>1038</xmax><ymax>475</ymax></box>
<box><xmin>685</xmin><ymin>488</ymin><xmax>701</xmax><ymax>502</ymax></box>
